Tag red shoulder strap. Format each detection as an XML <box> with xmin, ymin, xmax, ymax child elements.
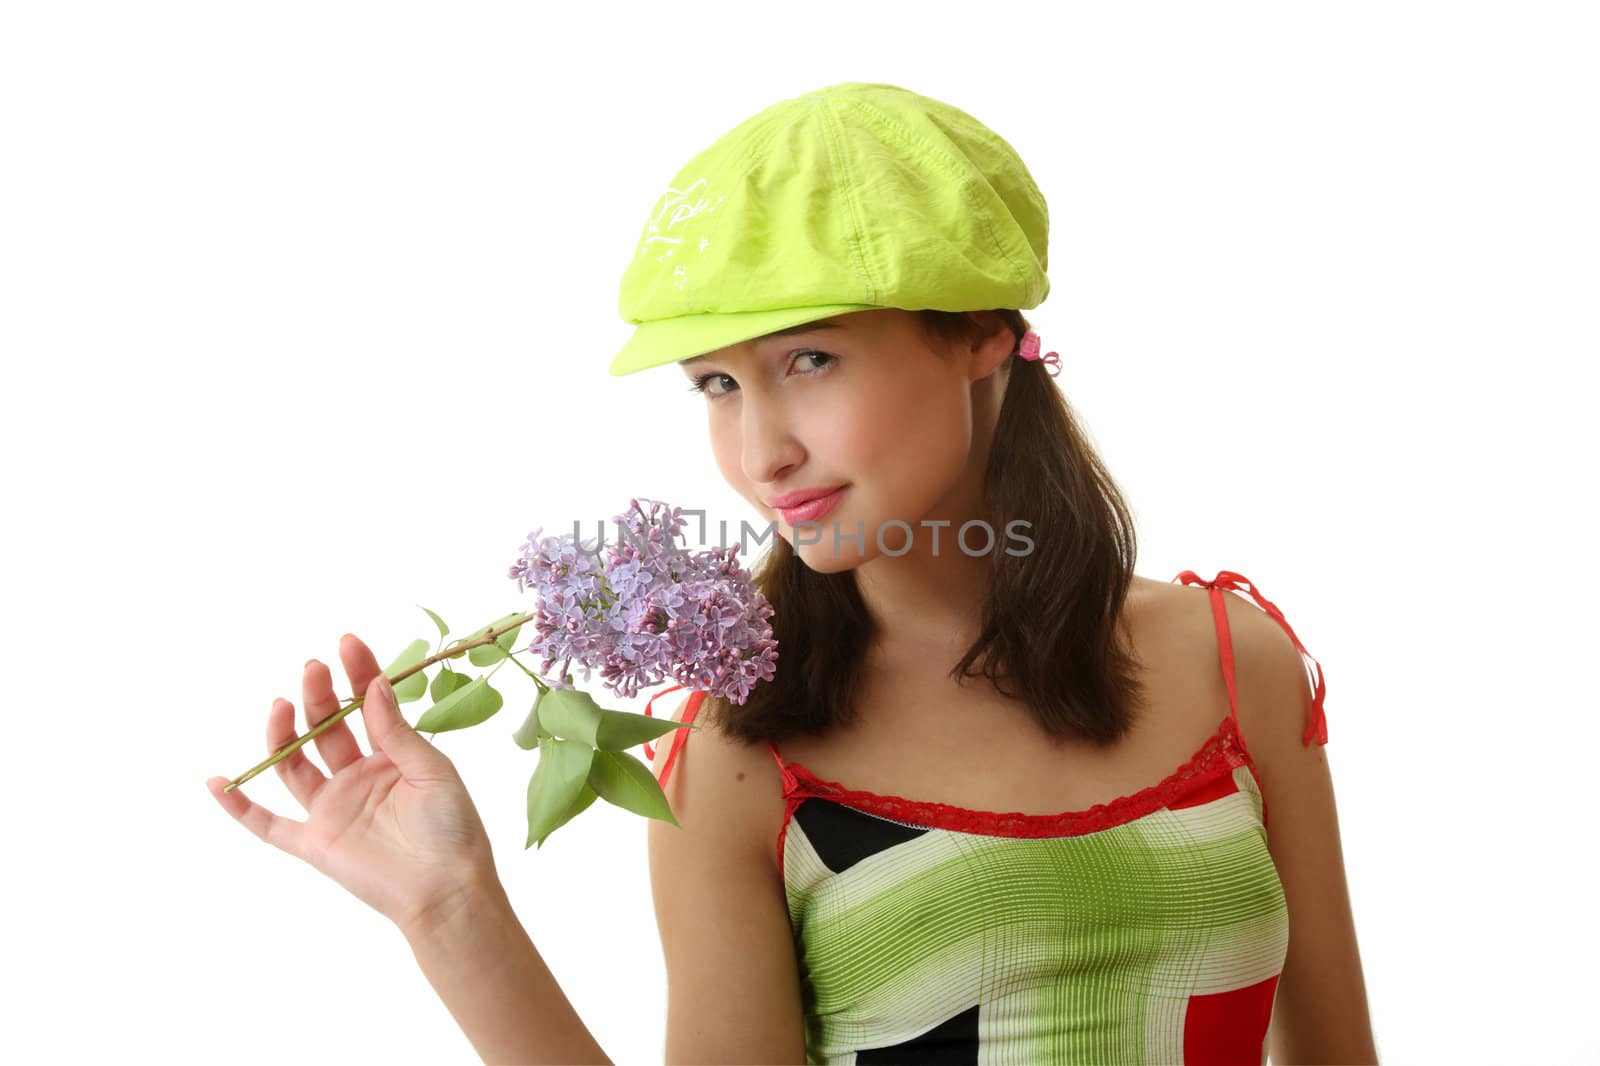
<box><xmin>1183</xmin><ymin>574</ymin><xmax>1242</xmax><ymax>726</ymax></box>
<box><xmin>640</xmin><ymin>684</ymin><xmax>683</xmax><ymax>765</ymax></box>
<box><xmin>644</xmin><ymin>688</ymin><xmax>791</xmax><ymax>795</ymax></box>
<box><xmin>1171</xmin><ymin>569</ymin><xmax>1329</xmax><ymax>747</ymax></box>
<box><xmin>642</xmin><ymin>685</ymin><xmax>709</xmax><ymax>790</ymax></box>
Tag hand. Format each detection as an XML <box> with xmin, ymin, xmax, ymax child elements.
<box><xmin>206</xmin><ymin>633</ymin><xmax>501</xmax><ymax>937</ymax></box>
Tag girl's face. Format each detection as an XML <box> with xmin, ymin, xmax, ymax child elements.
<box><xmin>679</xmin><ymin>308</ymin><xmax>1012</xmax><ymax>572</ymax></box>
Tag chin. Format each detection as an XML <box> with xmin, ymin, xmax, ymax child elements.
<box><xmin>786</xmin><ymin>525</ymin><xmax>877</xmax><ymax>573</ymax></box>
<box><xmin>795</xmin><ymin>544</ymin><xmax>872</xmax><ymax>574</ymax></box>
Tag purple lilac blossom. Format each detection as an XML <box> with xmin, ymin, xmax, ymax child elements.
<box><xmin>506</xmin><ymin>499</ymin><xmax>778</xmax><ymax>703</ymax></box>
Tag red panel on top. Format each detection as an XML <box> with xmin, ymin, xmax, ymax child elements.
<box><xmin>1166</xmin><ymin>769</ymin><xmax>1240</xmax><ymax>812</ymax></box>
<box><xmin>1182</xmin><ymin>973</ymin><xmax>1278</xmax><ymax>1065</ymax></box>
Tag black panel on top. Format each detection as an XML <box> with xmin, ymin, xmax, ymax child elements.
<box><xmin>792</xmin><ymin>797</ymin><xmax>930</xmax><ymax>874</ymax></box>
<box><xmin>857</xmin><ymin>1002</ymin><xmax>981</xmax><ymax>1064</ymax></box>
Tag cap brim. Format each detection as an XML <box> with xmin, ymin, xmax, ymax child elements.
<box><xmin>609</xmin><ymin>304</ymin><xmax>879</xmax><ymax>377</ymax></box>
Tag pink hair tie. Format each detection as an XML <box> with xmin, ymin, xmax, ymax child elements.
<box><xmin>1017</xmin><ymin>330</ymin><xmax>1062</xmax><ymax>377</ymax></box>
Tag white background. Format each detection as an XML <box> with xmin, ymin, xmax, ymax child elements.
<box><xmin>3</xmin><ymin>2</ymin><xmax>1594</xmax><ymax>1062</ymax></box>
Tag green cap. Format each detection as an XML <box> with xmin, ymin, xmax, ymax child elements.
<box><xmin>610</xmin><ymin>81</ymin><xmax>1050</xmax><ymax>377</ymax></box>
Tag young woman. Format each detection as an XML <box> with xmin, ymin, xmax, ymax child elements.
<box><xmin>208</xmin><ymin>82</ymin><xmax>1377</xmax><ymax>1064</ymax></box>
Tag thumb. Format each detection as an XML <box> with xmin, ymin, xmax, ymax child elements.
<box><xmin>362</xmin><ymin>674</ymin><xmax>437</xmax><ymax>774</ymax></box>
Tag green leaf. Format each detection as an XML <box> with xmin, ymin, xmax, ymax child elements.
<box><xmin>386</xmin><ymin>639</ymin><xmax>430</xmax><ymax>674</ymax></box>
<box><xmin>468</xmin><ymin>642</ymin><xmax>505</xmax><ymax>667</ymax></box>
<box><xmin>430</xmin><ymin>669</ymin><xmax>472</xmax><ymax>704</ymax></box>
<box><xmin>384</xmin><ymin>639</ymin><xmax>431</xmax><ymax>704</ymax></box>
<box><xmin>535</xmin><ymin>688</ymin><xmax>604</xmax><ymax>746</ymax></box>
<box><xmin>467</xmin><ymin>612</ymin><xmax>526</xmax><ymax>666</ymax></box>
<box><xmin>419</xmin><ymin>605</ymin><xmax>449</xmax><ymax>640</ymax></box>
<box><xmin>535</xmin><ymin>782</ymin><xmax>600</xmax><ymax>850</ymax></box>
<box><xmin>510</xmin><ymin>691</ymin><xmax>551</xmax><ymax>751</ymax></box>
<box><xmin>394</xmin><ymin>670</ymin><xmax>430</xmax><ymax>705</ymax></box>
<box><xmin>415</xmin><ymin>676</ymin><xmax>504</xmax><ymax>733</ymax></box>
<box><xmin>587</xmin><ymin>749</ymin><xmax>679</xmax><ymax>827</ymax></box>
<box><xmin>497</xmin><ymin>621</ymin><xmax>524</xmax><ymax>653</ymax></box>
<box><xmin>594</xmin><ymin>707</ymin><xmax>695</xmax><ymax>752</ymax></box>
<box><xmin>526</xmin><ymin>738</ymin><xmax>595</xmax><ymax>849</ymax></box>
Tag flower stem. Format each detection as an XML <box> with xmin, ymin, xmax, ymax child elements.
<box><xmin>505</xmin><ymin>652</ymin><xmax>550</xmax><ymax>693</ymax></box>
<box><xmin>222</xmin><ymin>612</ymin><xmax>536</xmax><ymax>793</ymax></box>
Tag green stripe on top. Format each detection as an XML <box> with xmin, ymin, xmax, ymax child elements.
<box><xmin>783</xmin><ymin>765</ymin><xmax>1289</xmax><ymax>1064</ymax></box>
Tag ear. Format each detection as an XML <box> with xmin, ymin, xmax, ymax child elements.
<box><xmin>966</xmin><ymin>311</ymin><xmax>1018</xmax><ymax>381</ymax></box>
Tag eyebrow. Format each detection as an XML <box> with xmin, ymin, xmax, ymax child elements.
<box><xmin>680</xmin><ymin>320</ymin><xmax>842</xmax><ymax>368</ymax></box>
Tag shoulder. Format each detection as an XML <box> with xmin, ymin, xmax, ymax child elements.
<box><xmin>646</xmin><ymin>693</ymin><xmax>790</xmax><ymax>877</ymax></box>
<box><xmin>1211</xmin><ymin>577</ymin><xmax>1326</xmax><ymax>775</ymax></box>
<box><xmin>1149</xmin><ymin>572</ymin><xmax>1325</xmax><ymax>773</ymax></box>
<box><xmin>1152</xmin><ymin>573</ymin><xmax>1312</xmax><ymax>723</ymax></box>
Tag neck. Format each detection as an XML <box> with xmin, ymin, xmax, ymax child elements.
<box><xmin>852</xmin><ymin>485</ymin><xmax>993</xmax><ymax>658</ymax></box>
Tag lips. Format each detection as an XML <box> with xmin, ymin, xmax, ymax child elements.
<box><xmin>762</xmin><ymin>484</ymin><xmax>847</xmax><ymax>509</ymax></box>
<box><xmin>775</xmin><ymin>486</ymin><xmax>846</xmax><ymax>526</ymax></box>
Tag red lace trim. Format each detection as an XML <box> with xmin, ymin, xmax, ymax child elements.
<box><xmin>771</xmin><ymin>713</ymin><xmax>1256</xmax><ymax>840</ymax></box>
<box><xmin>1171</xmin><ymin>569</ymin><xmax>1329</xmax><ymax>747</ymax></box>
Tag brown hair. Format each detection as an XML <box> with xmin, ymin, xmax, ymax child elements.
<box><xmin>704</xmin><ymin>308</ymin><xmax>1146</xmax><ymax>750</ymax></box>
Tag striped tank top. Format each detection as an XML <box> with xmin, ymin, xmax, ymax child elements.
<box><xmin>648</xmin><ymin>570</ymin><xmax>1329</xmax><ymax>1065</ymax></box>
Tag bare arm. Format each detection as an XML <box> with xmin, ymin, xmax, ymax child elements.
<box><xmin>402</xmin><ymin>872</ymin><xmax>613</xmax><ymax>1065</ymax></box>
<box><xmin>648</xmin><ymin>701</ymin><xmax>808</xmax><ymax>1064</ymax></box>
<box><xmin>401</xmin><ymin>695</ymin><xmax>806</xmax><ymax>1066</ymax></box>
<box><xmin>1230</xmin><ymin>594</ymin><xmax>1379</xmax><ymax>1064</ymax></box>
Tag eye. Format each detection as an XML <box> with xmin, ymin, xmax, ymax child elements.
<box><xmin>795</xmin><ymin>350</ymin><xmax>836</xmax><ymax>373</ymax></box>
<box><xmin>686</xmin><ymin>349</ymin><xmax>837</xmax><ymax>400</ymax></box>
<box><xmin>686</xmin><ymin>370</ymin><xmax>735</xmax><ymax>398</ymax></box>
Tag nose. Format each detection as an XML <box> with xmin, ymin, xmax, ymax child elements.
<box><xmin>739</xmin><ymin>391</ymin><xmax>804</xmax><ymax>488</ymax></box>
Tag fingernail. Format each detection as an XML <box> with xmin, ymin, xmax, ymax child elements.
<box><xmin>376</xmin><ymin>675</ymin><xmax>394</xmax><ymax>702</ymax></box>
<box><xmin>305</xmin><ymin>659</ymin><xmax>317</xmax><ymax>670</ymax></box>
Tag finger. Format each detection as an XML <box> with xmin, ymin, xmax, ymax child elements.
<box><xmin>268</xmin><ymin>696</ymin><xmax>327</xmax><ymax>810</ymax></box>
<box><xmin>205</xmin><ymin>776</ymin><xmax>308</xmax><ymax>862</ymax></box>
<box><xmin>302</xmin><ymin>658</ymin><xmax>365</xmax><ymax>774</ymax></box>
<box><xmin>360</xmin><ymin>673</ymin><xmax>441</xmax><ymax>779</ymax></box>
<box><xmin>337</xmin><ymin>633</ymin><xmax>385</xmax><ymax>707</ymax></box>
<box><xmin>339</xmin><ymin>632</ymin><xmax>394</xmax><ymax>761</ymax></box>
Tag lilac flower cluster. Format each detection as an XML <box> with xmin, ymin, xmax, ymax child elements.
<box><xmin>507</xmin><ymin>499</ymin><xmax>779</xmax><ymax>703</ymax></box>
